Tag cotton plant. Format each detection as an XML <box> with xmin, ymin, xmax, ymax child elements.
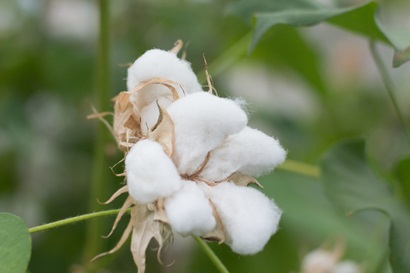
<box><xmin>95</xmin><ymin>41</ymin><xmax>287</xmax><ymax>273</ymax></box>
<box><xmin>301</xmin><ymin>243</ymin><xmax>363</xmax><ymax>273</ymax></box>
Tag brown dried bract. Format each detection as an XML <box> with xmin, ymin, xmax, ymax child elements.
<box><xmin>148</xmin><ymin>103</ymin><xmax>175</xmax><ymax>157</ymax></box>
<box><xmin>228</xmin><ymin>172</ymin><xmax>264</xmax><ymax>189</ymax></box>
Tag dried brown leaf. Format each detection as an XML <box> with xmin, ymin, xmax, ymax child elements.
<box><xmin>148</xmin><ymin>103</ymin><xmax>175</xmax><ymax>157</ymax></box>
<box><xmin>124</xmin><ymin>115</ymin><xmax>140</xmax><ymax>130</ymax></box>
<box><xmin>153</xmin><ymin>198</ymin><xmax>168</xmax><ymax>224</ymax></box>
<box><xmin>87</xmin><ymin>106</ymin><xmax>116</xmax><ymax>138</ymax></box>
<box><xmin>169</xmin><ymin>40</ymin><xmax>183</xmax><ymax>54</ymax></box>
<box><xmin>113</xmin><ymin>91</ymin><xmax>141</xmax><ymax>151</ymax></box>
<box><xmin>202</xmin><ymin>55</ymin><xmax>217</xmax><ymax>96</ymax></box>
<box><xmin>130</xmin><ymin>203</ymin><xmax>171</xmax><ymax>273</ymax></box>
<box><xmin>99</xmin><ymin>185</ymin><xmax>128</xmax><ymax>205</ymax></box>
<box><xmin>132</xmin><ymin>78</ymin><xmax>181</xmax><ymax>103</ymax></box>
<box><xmin>116</xmin><ymin>92</ymin><xmax>132</xmax><ymax>111</ymax></box>
<box><xmin>103</xmin><ymin>196</ymin><xmax>133</xmax><ymax>238</ymax></box>
<box><xmin>228</xmin><ymin>172</ymin><xmax>264</xmax><ymax>189</ymax></box>
<box><xmin>91</xmin><ymin>220</ymin><xmax>133</xmax><ymax>262</ymax></box>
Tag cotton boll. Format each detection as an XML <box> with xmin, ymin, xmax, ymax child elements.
<box><xmin>127</xmin><ymin>49</ymin><xmax>202</xmax><ymax>109</ymax></box>
<box><xmin>206</xmin><ymin>182</ymin><xmax>281</xmax><ymax>255</ymax></box>
<box><xmin>331</xmin><ymin>261</ymin><xmax>361</xmax><ymax>273</ymax></box>
<box><xmin>167</xmin><ymin>92</ymin><xmax>248</xmax><ymax>175</ymax></box>
<box><xmin>200</xmin><ymin>126</ymin><xmax>286</xmax><ymax>181</ymax></box>
<box><xmin>301</xmin><ymin>249</ymin><xmax>338</xmax><ymax>273</ymax></box>
<box><xmin>125</xmin><ymin>139</ymin><xmax>182</xmax><ymax>204</ymax></box>
<box><xmin>165</xmin><ymin>181</ymin><xmax>216</xmax><ymax>236</ymax></box>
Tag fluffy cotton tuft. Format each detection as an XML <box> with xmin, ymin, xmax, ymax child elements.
<box><xmin>205</xmin><ymin>182</ymin><xmax>281</xmax><ymax>255</ymax></box>
<box><xmin>301</xmin><ymin>249</ymin><xmax>338</xmax><ymax>273</ymax></box>
<box><xmin>165</xmin><ymin>181</ymin><xmax>216</xmax><ymax>236</ymax></box>
<box><xmin>125</xmin><ymin>139</ymin><xmax>182</xmax><ymax>204</ymax></box>
<box><xmin>200</xmin><ymin>126</ymin><xmax>286</xmax><ymax>181</ymax></box>
<box><xmin>127</xmin><ymin>49</ymin><xmax>202</xmax><ymax>110</ymax></box>
<box><xmin>331</xmin><ymin>261</ymin><xmax>361</xmax><ymax>273</ymax></box>
<box><xmin>167</xmin><ymin>92</ymin><xmax>248</xmax><ymax>175</ymax></box>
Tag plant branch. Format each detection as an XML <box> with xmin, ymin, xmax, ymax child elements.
<box><xmin>193</xmin><ymin>236</ymin><xmax>230</xmax><ymax>273</ymax></box>
<box><xmin>370</xmin><ymin>40</ymin><xmax>410</xmax><ymax>146</ymax></box>
<box><xmin>29</xmin><ymin>209</ymin><xmax>128</xmax><ymax>234</ymax></box>
<box><xmin>84</xmin><ymin>0</ymin><xmax>112</xmax><ymax>265</ymax></box>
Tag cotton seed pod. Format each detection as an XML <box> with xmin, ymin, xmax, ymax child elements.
<box><xmin>301</xmin><ymin>249</ymin><xmax>339</xmax><ymax>273</ymax></box>
<box><xmin>167</xmin><ymin>92</ymin><xmax>248</xmax><ymax>175</ymax></box>
<box><xmin>127</xmin><ymin>49</ymin><xmax>202</xmax><ymax>110</ymax></box>
<box><xmin>125</xmin><ymin>139</ymin><xmax>182</xmax><ymax>204</ymax></box>
<box><xmin>165</xmin><ymin>181</ymin><xmax>216</xmax><ymax>236</ymax></box>
<box><xmin>200</xmin><ymin>126</ymin><xmax>286</xmax><ymax>181</ymax></box>
<box><xmin>331</xmin><ymin>261</ymin><xmax>361</xmax><ymax>273</ymax></box>
<box><xmin>205</xmin><ymin>181</ymin><xmax>282</xmax><ymax>255</ymax></box>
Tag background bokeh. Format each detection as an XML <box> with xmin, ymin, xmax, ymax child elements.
<box><xmin>1</xmin><ymin>0</ymin><xmax>409</xmax><ymax>272</ymax></box>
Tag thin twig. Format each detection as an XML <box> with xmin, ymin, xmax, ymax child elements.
<box><xmin>193</xmin><ymin>236</ymin><xmax>230</xmax><ymax>273</ymax></box>
<box><xmin>370</xmin><ymin>40</ymin><xmax>410</xmax><ymax>147</ymax></box>
<box><xmin>29</xmin><ymin>209</ymin><xmax>130</xmax><ymax>234</ymax></box>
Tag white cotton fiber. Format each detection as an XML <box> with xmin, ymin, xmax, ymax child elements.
<box><xmin>167</xmin><ymin>92</ymin><xmax>248</xmax><ymax>175</ymax></box>
<box><xmin>125</xmin><ymin>139</ymin><xmax>182</xmax><ymax>204</ymax></box>
<box><xmin>205</xmin><ymin>182</ymin><xmax>281</xmax><ymax>255</ymax></box>
<box><xmin>140</xmin><ymin>96</ymin><xmax>173</xmax><ymax>135</ymax></box>
<box><xmin>165</xmin><ymin>181</ymin><xmax>216</xmax><ymax>236</ymax></box>
<box><xmin>301</xmin><ymin>249</ymin><xmax>338</xmax><ymax>273</ymax></box>
<box><xmin>127</xmin><ymin>49</ymin><xmax>202</xmax><ymax>109</ymax></box>
<box><xmin>200</xmin><ymin>126</ymin><xmax>286</xmax><ymax>181</ymax></box>
<box><xmin>331</xmin><ymin>261</ymin><xmax>361</xmax><ymax>273</ymax></box>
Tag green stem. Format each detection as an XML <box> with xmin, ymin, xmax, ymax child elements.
<box><xmin>84</xmin><ymin>0</ymin><xmax>111</xmax><ymax>266</ymax></box>
<box><xmin>29</xmin><ymin>209</ymin><xmax>126</xmax><ymax>234</ymax></box>
<box><xmin>370</xmin><ymin>40</ymin><xmax>410</xmax><ymax>146</ymax></box>
<box><xmin>279</xmin><ymin>159</ymin><xmax>320</xmax><ymax>178</ymax></box>
<box><xmin>193</xmin><ymin>236</ymin><xmax>230</xmax><ymax>273</ymax></box>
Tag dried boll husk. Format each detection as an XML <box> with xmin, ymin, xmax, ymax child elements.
<box><xmin>302</xmin><ymin>249</ymin><xmax>340</xmax><ymax>273</ymax></box>
<box><xmin>113</xmin><ymin>78</ymin><xmax>182</xmax><ymax>151</ymax></box>
<box><xmin>199</xmin><ymin>126</ymin><xmax>286</xmax><ymax>181</ymax></box>
<box><xmin>204</xmin><ymin>181</ymin><xmax>282</xmax><ymax>255</ymax></box>
<box><xmin>331</xmin><ymin>261</ymin><xmax>362</xmax><ymax>273</ymax></box>
<box><xmin>167</xmin><ymin>92</ymin><xmax>248</xmax><ymax>176</ymax></box>
<box><xmin>164</xmin><ymin>181</ymin><xmax>216</xmax><ymax>236</ymax></box>
<box><xmin>301</xmin><ymin>242</ymin><xmax>363</xmax><ymax>273</ymax></box>
<box><xmin>140</xmin><ymin>96</ymin><xmax>172</xmax><ymax>136</ymax></box>
<box><xmin>92</xmin><ymin>191</ymin><xmax>172</xmax><ymax>273</ymax></box>
<box><xmin>125</xmin><ymin>139</ymin><xmax>182</xmax><ymax>204</ymax></box>
<box><xmin>112</xmin><ymin>91</ymin><xmax>141</xmax><ymax>151</ymax></box>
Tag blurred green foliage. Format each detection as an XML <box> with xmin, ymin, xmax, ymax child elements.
<box><xmin>1</xmin><ymin>0</ymin><xmax>410</xmax><ymax>273</ymax></box>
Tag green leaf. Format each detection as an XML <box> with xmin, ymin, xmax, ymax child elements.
<box><xmin>0</xmin><ymin>213</ymin><xmax>31</xmax><ymax>273</ymax></box>
<box><xmin>321</xmin><ymin>139</ymin><xmax>410</xmax><ymax>273</ymax></box>
<box><xmin>261</xmin><ymin>170</ymin><xmax>387</xmax><ymax>272</ymax></box>
<box><xmin>374</xmin><ymin>7</ymin><xmax>410</xmax><ymax>67</ymax></box>
<box><xmin>251</xmin><ymin>4</ymin><xmax>359</xmax><ymax>52</ymax></box>
<box><xmin>229</xmin><ymin>0</ymin><xmax>410</xmax><ymax>66</ymax></box>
